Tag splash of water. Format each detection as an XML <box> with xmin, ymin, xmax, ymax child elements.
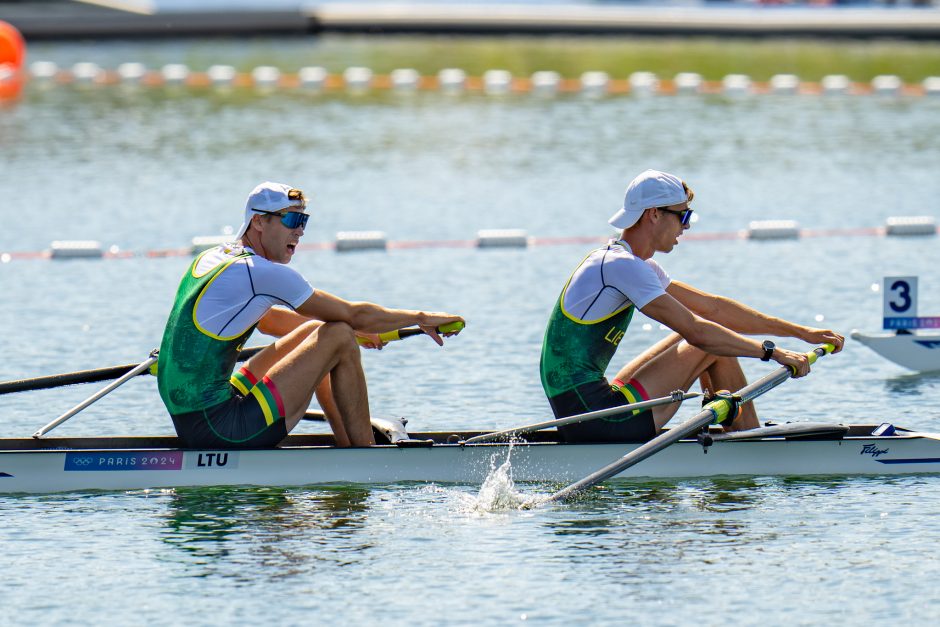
<box><xmin>468</xmin><ymin>445</ymin><xmax>541</xmax><ymax>512</ymax></box>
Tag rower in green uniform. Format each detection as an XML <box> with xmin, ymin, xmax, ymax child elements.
<box><xmin>158</xmin><ymin>181</ymin><xmax>464</xmax><ymax>449</ymax></box>
<box><xmin>540</xmin><ymin>169</ymin><xmax>844</xmax><ymax>442</ymax></box>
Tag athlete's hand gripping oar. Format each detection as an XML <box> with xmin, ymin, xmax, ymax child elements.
<box><xmin>358</xmin><ymin>321</ymin><xmax>465</xmax><ymax>348</ymax></box>
<box><xmin>534</xmin><ymin>344</ymin><xmax>836</xmax><ymax>506</ymax></box>
<box><xmin>463</xmin><ymin>390</ymin><xmax>701</xmax><ymax>445</ymax></box>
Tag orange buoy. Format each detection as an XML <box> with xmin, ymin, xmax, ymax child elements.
<box><xmin>0</xmin><ymin>20</ymin><xmax>25</xmax><ymax>101</ymax></box>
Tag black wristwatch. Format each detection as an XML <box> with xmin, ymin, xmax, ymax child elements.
<box><xmin>760</xmin><ymin>340</ymin><xmax>776</xmax><ymax>361</ymax></box>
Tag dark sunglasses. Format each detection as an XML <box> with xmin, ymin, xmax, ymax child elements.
<box><xmin>658</xmin><ymin>207</ymin><xmax>694</xmax><ymax>227</ymax></box>
<box><xmin>258</xmin><ymin>209</ymin><xmax>309</xmax><ymax>230</ymax></box>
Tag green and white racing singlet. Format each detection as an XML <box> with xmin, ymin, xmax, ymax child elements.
<box><xmin>157</xmin><ymin>244</ymin><xmax>313</xmax><ymax>416</ymax></box>
<box><xmin>540</xmin><ymin>240</ymin><xmax>671</xmax><ymax>398</ymax></box>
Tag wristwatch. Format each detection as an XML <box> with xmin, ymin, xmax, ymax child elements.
<box><xmin>760</xmin><ymin>340</ymin><xmax>776</xmax><ymax>361</ymax></box>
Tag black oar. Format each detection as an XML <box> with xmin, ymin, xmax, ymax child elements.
<box><xmin>28</xmin><ymin>321</ymin><xmax>465</xmax><ymax>438</ymax></box>
<box><xmin>0</xmin><ymin>347</ymin><xmax>261</xmax><ymax>396</ymax></box>
<box><xmin>2</xmin><ymin>321</ymin><xmax>465</xmax><ymax>396</ymax></box>
<box><xmin>536</xmin><ymin>344</ymin><xmax>835</xmax><ymax>506</ymax></box>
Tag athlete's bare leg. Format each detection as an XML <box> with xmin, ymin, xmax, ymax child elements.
<box><xmin>315</xmin><ymin>375</ymin><xmax>352</xmax><ymax>447</ymax></box>
<box><xmin>246</xmin><ymin>321</ymin><xmax>374</xmax><ymax>446</ymax></box>
<box><xmin>614</xmin><ymin>333</ymin><xmax>759</xmax><ymax>431</ymax></box>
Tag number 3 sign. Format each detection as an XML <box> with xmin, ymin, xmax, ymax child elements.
<box><xmin>882</xmin><ymin>276</ymin><xmax>940</xmax><ymax>330</ymax></box>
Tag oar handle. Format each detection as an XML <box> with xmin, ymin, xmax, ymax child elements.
<box><xmin>357</xmin><ymin>320</ymin><xmax>465</xmax><ymax>345</ymax></box>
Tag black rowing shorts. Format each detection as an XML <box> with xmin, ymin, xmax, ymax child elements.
<box><xmin>170</xmin><ymin>366</ymin><xmax>288</xmax><ymax>449</ymax></box>
<box><xmin>547</xmin><ymin>378</ymin><xmax>657</xmax><ymax>443</ymax></box>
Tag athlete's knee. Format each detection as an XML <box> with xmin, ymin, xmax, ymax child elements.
<box><xmin>296</xmin><ymin>319</ymin><xmax>324</xmax><ymax>338</ymax></box>
<box><xmin>319</xmin><ymin>321</ymin><xmax>358</xmax><ymax>351</ymax></box>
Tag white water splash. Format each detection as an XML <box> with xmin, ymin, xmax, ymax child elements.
<box><xmin>465</xmin><ymin>446</ymin><xmax>540</xmax><ymax>512</ymax></box>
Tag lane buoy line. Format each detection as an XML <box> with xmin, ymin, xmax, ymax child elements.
<box><xmin>13</xmin><ymin>62</ymin><xmax>940</xmax><ymax>98</ymax></box>
<box><xmin>0</xmin><ymin>219</ymin><xmax>935</xmax><ymax>263</ymax></box>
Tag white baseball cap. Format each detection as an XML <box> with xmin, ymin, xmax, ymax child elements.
<box><xmin>608</xmin><ymin>169</ymin><xmax>688</xmax><ymax>229</ymax></box>
<box><xmin>235</xmin><ymin>181</ymin><xmax>307</xmax><ymax>239</ymax></box>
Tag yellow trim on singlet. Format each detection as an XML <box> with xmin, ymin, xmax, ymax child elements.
<box><xmin>192</xmin><ymin>252</ymin><xmax>253</xmax><ymax>341</ymax></box>
<box><xmin>558</xmin><ymin>248</ymin><xmax>634</xmax><ymax>325</ymax></box>
<box><xmin>190</xmin><ymin>248</ymin><xmax>216</xmax><ymax>279</ymax></box>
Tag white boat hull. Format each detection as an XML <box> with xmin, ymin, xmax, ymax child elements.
<box><xmin>851</xmin><ymin>330</ymin><xmax>940</xmax><ymax>372</ymax></box>
<box><xmin>2</xmin><ymin>426</ymin><xmax>939</xmax><ymax>494</ymax></box>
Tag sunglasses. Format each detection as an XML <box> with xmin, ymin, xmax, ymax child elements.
<box><xmin>257</xmin><ymin>208</ymin><xmax>309</xmax><ymax>230</ymax></box>
<box><xmin>658</xmin><ymin>207</ymin><xmax>694</xmax><ymax>227</ymax></box>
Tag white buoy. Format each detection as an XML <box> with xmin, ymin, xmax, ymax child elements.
<box><xmin>71</xmin><ymin>62</ymin><xmax>102</xmax><ymax>84</ymax></box>
<box><xmin>161</xmin><ymin>64</ymin><xmax>190</xmax><ymax>86</ymax></box>
<box><xmin>335</xmin><ymin>231</ymin><xmax>387</xmax><ymax>252</ymax></box>
<box><xmin>343</xmin><ymin>67</ymin><xmax>373</xmax><ymax>92</ymax></box>
<box><xmin>207</xmin><ymin>65</ymin><xmax>237</xmax><ymax>87</ymax></box>
<box><xmin>530</xmin><ymin>71</ymin><xmax>560</xmax><ymax>96</ymax></box>
<box><xmin>821</xmin><ymin>75</ymin><xmax>851</xmax><ymax>95</ymax></box>
<box><xmin>299</xmin><ymin>66</ymin><xmax>327</xmax><ymax>90</ymax></box>
<box><xmin>391</xmin><ymin>68</ymin><xmax>420</xmax><ymax>92</ymax></box>
<box><xmin>722</xmin><ymin>74</ymin><xmax>752</xmax><ymax>96</ymax></box>
<box><xmin>747</xmin><ymin>220</ymin><xmax>800</xmax><ymax>240</ymax></box>
<box><xmin>438</xmin><ymin>68</ymin><xmax>466</xmax><ymax>93</ymax></box>
<box><xmin>49</xmin><ymin>241</ymin><xmax>104</xmax><ymax>259</ymax></box>
<box><xmin>483</xmin><ymin>70</ymin><xmax>513</xmax><ymax>96</ymax></box>
<box><xmin>29</xmin><ymin>61</ymin><xmax>59</xmax><ymax>81</ymax></box>
<box><xmin>251</xmin><ymin>66</ymin><xmax>281</xmax><ymax>89</ymax></box>
<box><xmin>629</xmin><ymin>71</ymin><xmax>659</xmax><ymax>95</ymax></box>
<box><xmin>580</xmin><ymin>71</ymin><xmax>609</xmax><ymax>97</ymax></box>
<box><xmin>117</xmin><ymin>62</ymin><xmax>147</xmax><ymax>84</ymax></box>
<box><xmin>923</xmin><ymin>77</ymin><xmax>940</xmax><ymax>96</ymax></box>
<box><xmin>673</xmin><ymin>72</ymin><xmax>702</xmax><ymax>94</ymax></box>
<box><xmin>871</xmin><ymin>75</ymin><xmax>902</xmax><ymax>96</ymax></box>
<box><xmin>190</xmin><ymin>235</ymin><xmax>233</xmax><ymax>255</ymax></box>
<box><xmin>477</xmin><ymin>229</ymin><xmax>529</xmax><ymax>248</ymax></box>
<box><xmin>770</xmin><ymin>74</ymin><xmax>800</xmax><ymax>95</ymax></box>
<box><xmin>885</xmin><ymin>216</ymin><xmax>936</xmax><ymax>236</ymax></box>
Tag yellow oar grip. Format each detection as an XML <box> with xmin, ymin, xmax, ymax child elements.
<box><xmin>356</xmin><ymin>321</ymin><xmax>465</xmax><ymax>346</ymax></box>
<box><xmin>438</xmin><ymin>320</ymin><xmax>465</xmax><ymax>334</ymax></box>
<box><xmin>806</xmin><ymin>343</ymin><xmax>836</xmax><ymax>365</ymax></box>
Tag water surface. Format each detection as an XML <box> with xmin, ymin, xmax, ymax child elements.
<box><xmin>2</xmin><ymin>37</ymin><xmax>940</xmax><ymax>625</ymax></box>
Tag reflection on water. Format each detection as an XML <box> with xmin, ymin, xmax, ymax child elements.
<box><xmin>885</xmin><ymin>370</ymin><xmax>940</xmax><ymax>396</ymax></box>
<box><xmin>160</xmin><ymin>485</ymin><xmax>372</xmax><ymax>580</ymax></box>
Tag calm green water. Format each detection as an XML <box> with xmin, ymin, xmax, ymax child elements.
<box><xmin>2</xmin><ymin>37</ymin><xmax>940</xmax><ymax>624</ymax></box>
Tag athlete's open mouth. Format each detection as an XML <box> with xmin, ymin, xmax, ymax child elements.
<box><xmin>287</xmin><ymin>244</ymin><xmax>297</xmax><ymax>254</ymax></box>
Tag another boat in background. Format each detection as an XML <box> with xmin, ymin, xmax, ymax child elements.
<box><xmin>852</xmin><ymin>275</ymin><xmax>940</xmax><ymax>372</ymax></box>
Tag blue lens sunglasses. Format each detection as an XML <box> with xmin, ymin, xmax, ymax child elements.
<box><xmin>658</xmin><ymin>206</ymin><xmax>694</xmax><ymax>227</ymax></box>
<box><xmin>258</xmin><ymin>209</ymin><xmax>309</xmax><ymax>230</ymax></box>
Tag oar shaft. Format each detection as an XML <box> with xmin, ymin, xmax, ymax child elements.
<box><xmin>32</xmin><ymin>356</ymin><xmax>158</xmax><ymax>439</ymax></box>
<box><xmin>0</xmin><ymin>365</ymin><xmax>139</xmax><ymax>395</ymax></box>
<box><xmin>543</xmin><ymin>345</ymin><xmax>832</xmax><ymax>504</ymax></box>
<box><xmin>463</xmin><ymin>391</ymin><xmax>700</xmax><ymax>444</ymax></box>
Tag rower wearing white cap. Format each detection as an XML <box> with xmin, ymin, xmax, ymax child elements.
<box><xmin>539</xmin><ymin>169</ymin><xmax>844</xmax><ymax>442</ymax></box>
<box><xmin>158</xmin><ymin>182</ymin><xmax>464</xmax><ymax>449</ymax></box>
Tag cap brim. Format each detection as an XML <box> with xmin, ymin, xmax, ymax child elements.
<box><xmin>608</xmin><ymin>207</ymin><xmax>642</xmax><ymax>229</ymax></box>
<box><xmin>234</xmin><ymin>220</ymin><xmax>250</xmax><ymax>239</ymax></box>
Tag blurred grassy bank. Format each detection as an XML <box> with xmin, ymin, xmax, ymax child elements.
<box><xmin>297</xmin><ymin>36</ymin><xmax>940</xmax><ymax>82</ymax></box>
<box><xmin>30</xmin><ymin>35</ymin><xmax>940</xmax><ymax>82</ymax></box>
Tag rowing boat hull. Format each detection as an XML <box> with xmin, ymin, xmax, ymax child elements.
<box><xmin>1</xmin><ymin>426</ymin><xmax>939</xmax><ymax>494</ymax></box>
